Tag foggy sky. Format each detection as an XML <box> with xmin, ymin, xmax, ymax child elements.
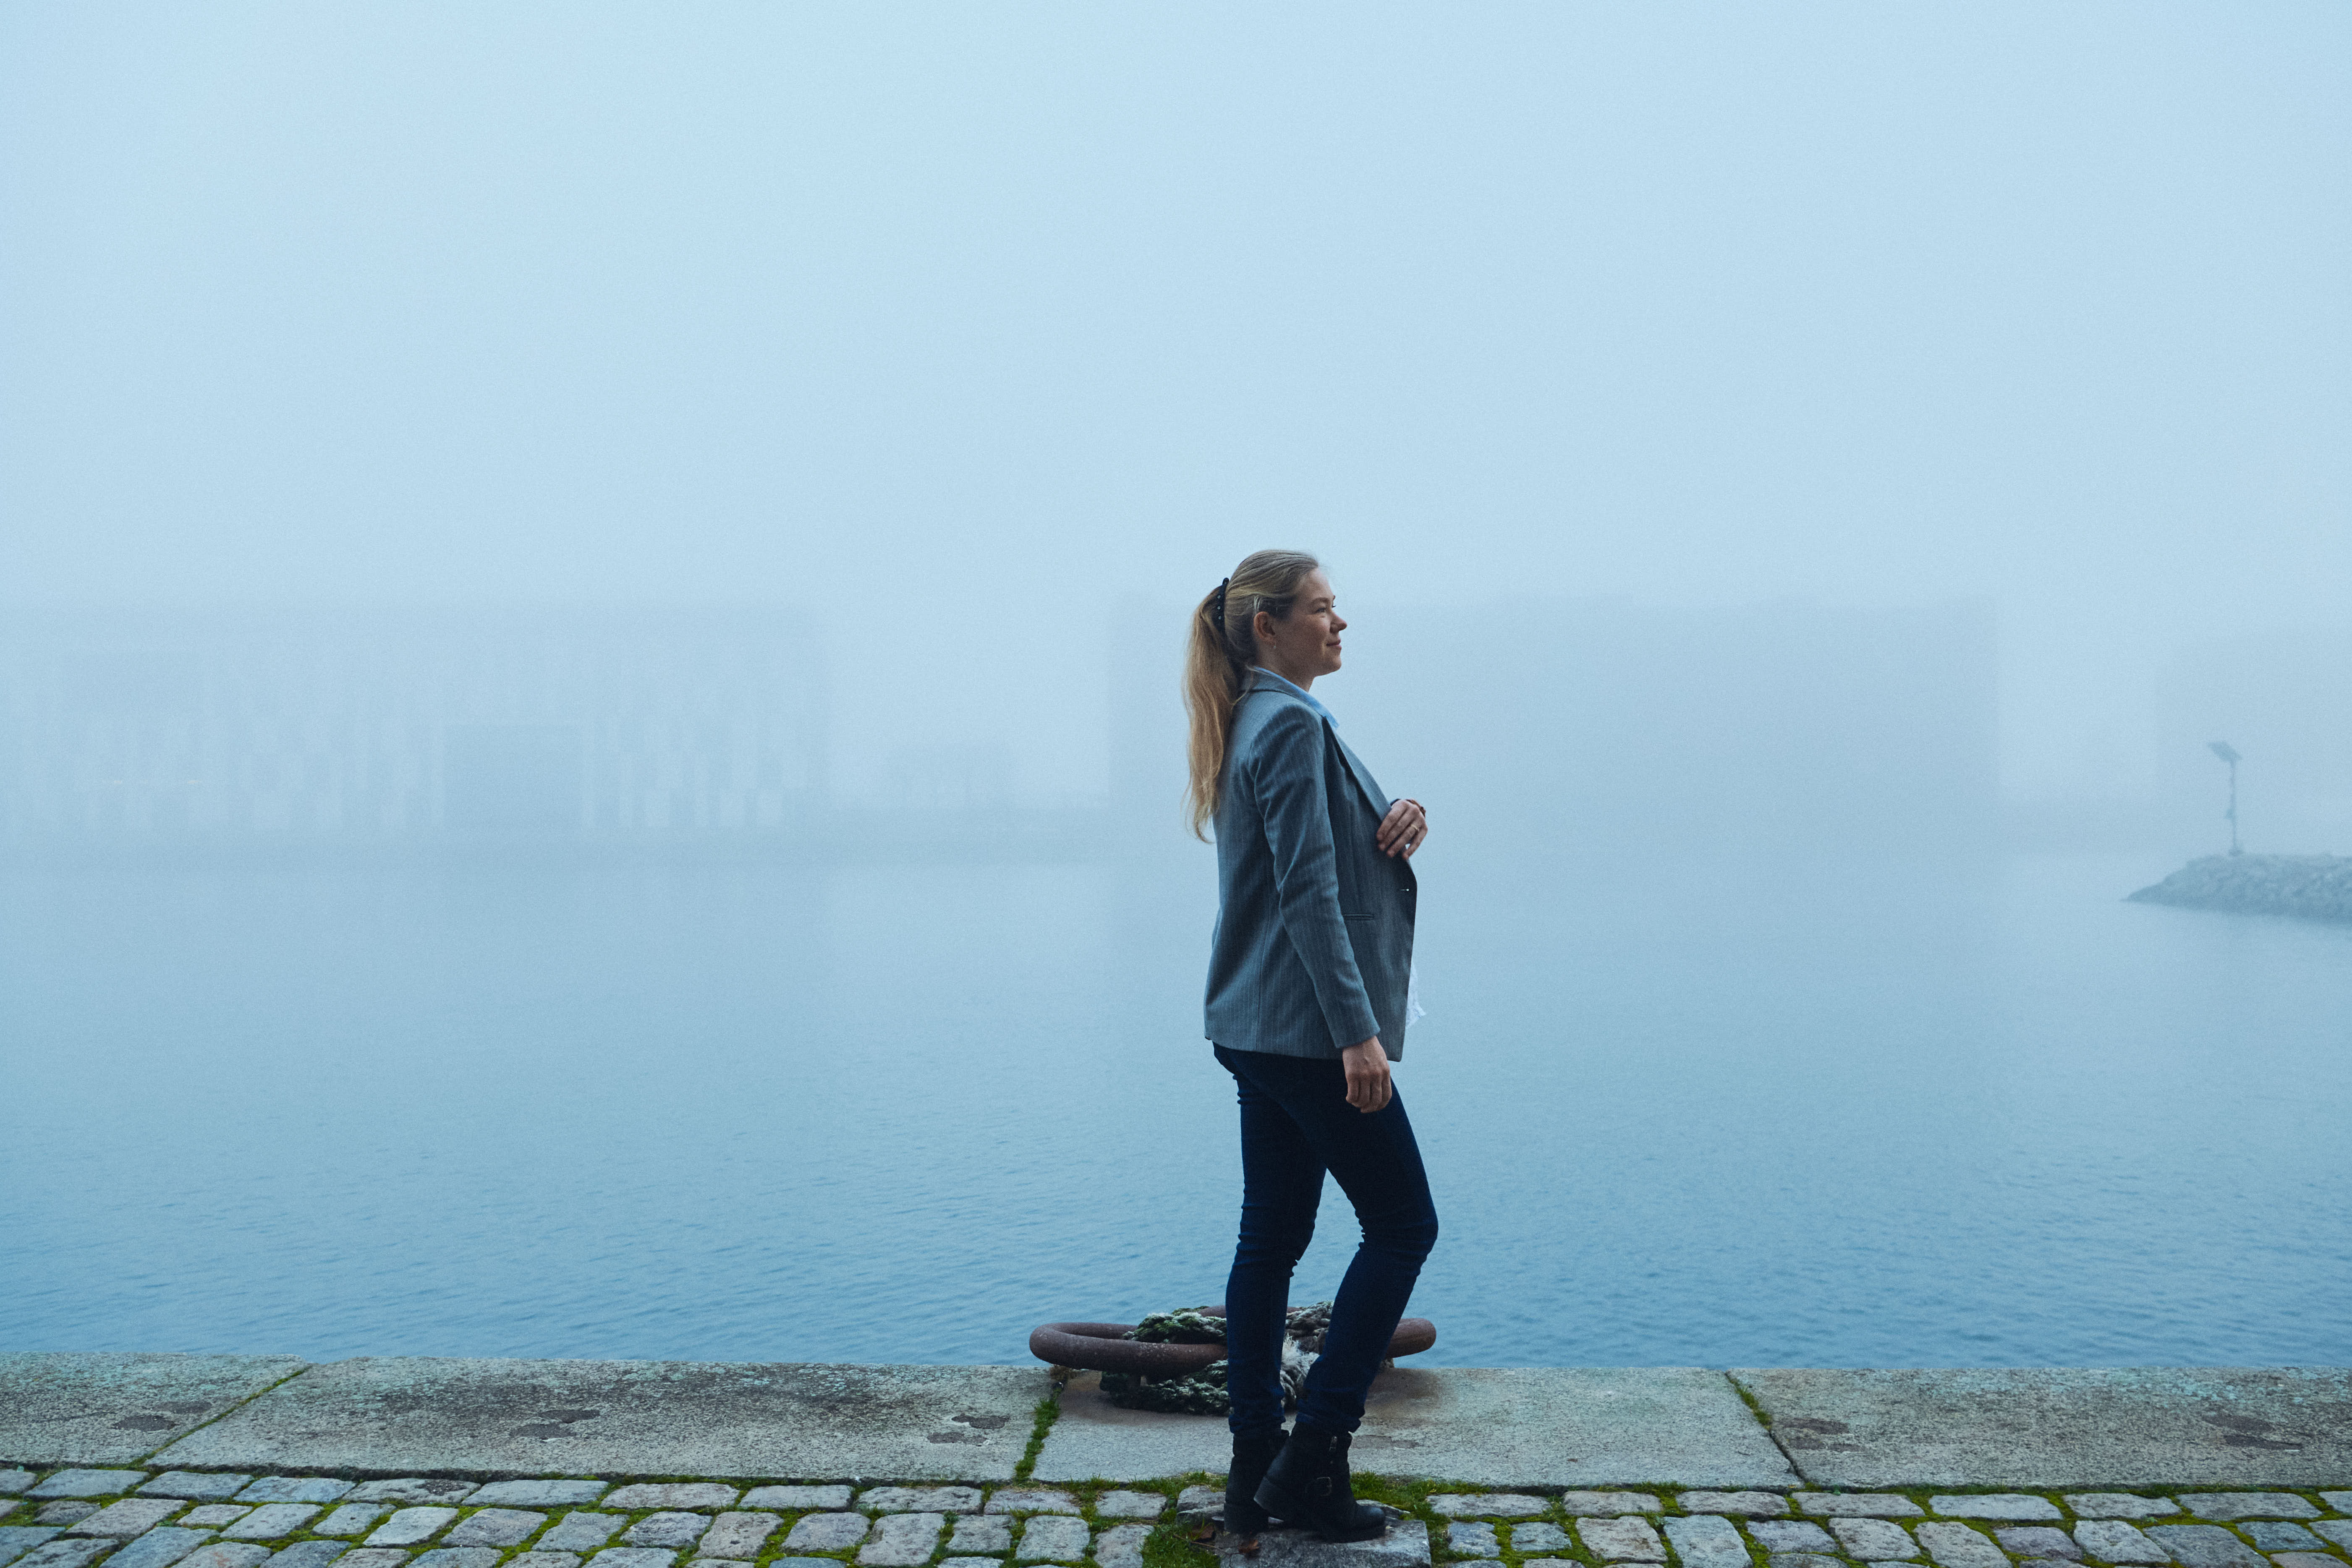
<box><xmin>3</xmin><ymin>2</ymin><xmax>2347</xmax><ymax>805</ymax></box>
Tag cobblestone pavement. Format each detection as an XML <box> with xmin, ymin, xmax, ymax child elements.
<box><xmin>4</xmin><ymin>1469</ymin><xmax>2351</xmax><ymax>1568</ymax></box>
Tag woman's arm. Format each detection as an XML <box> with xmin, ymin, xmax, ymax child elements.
<box><xmin>1245</xmin><ymin>704</ymin><xmax>1383</xmax><ymax>1054</ymax></box>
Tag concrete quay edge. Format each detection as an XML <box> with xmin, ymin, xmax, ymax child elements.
<box><xmin>2</xmin><ymin>1354</ymin><xmax>2348</xmax><ymax>1488</ymax></box>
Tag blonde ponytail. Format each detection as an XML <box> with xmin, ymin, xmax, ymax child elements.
<box><xmin>1183</xmin><ymin>549</ymin><xmax>1321</xmax><ymax>839</ymax></box>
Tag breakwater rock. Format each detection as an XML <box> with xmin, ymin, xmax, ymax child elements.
<box><xmin>2127</xmin><ymin>852</ymin><xmax>2352</xmax><ymax>922</ymax></box>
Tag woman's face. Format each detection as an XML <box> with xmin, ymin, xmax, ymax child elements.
<box><xmin>1255</xmin><ymin>568</ymin><xmax>1346</xmax><ymax>679</ymax></box>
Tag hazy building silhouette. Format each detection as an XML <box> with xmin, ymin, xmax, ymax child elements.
<box><xmin>0</xmin><ymin>606</ymin><xmax>827</xmax><ymax>847</ymax></box>
<box><xmin>1108</xmin><ymin>597</ymin><xmax>2000</xmax><ymax>862</ymax></box>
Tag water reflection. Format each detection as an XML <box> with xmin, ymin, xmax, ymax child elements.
<box><xmin>4</xmin><ymin>846</ymin><xmax>2346</xmax><ymax>1366</ymax></box>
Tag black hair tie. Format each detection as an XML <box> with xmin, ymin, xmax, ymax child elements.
<box><xmin>1213</xmin><ymin>577</ymin><xmax>1230</xmax><ymax>632</ymax></box>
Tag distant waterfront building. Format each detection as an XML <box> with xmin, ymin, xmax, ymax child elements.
<box><xmin>1107</xmin><ymin>596</ymin><xmax>2001</xmax><ymax>860</ymax></box>
<box><xmin>0</xmin><ymin>606</ymin><xmax>827</xmax><ymax>846</ymax></box>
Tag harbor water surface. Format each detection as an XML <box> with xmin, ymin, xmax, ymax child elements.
<box><xmin>5</xmin><ymin>846</ymin><xmax>2347</xmax><ymax>1367</ymax></box>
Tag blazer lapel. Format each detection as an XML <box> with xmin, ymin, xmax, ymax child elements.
<box><xmin>1330</xmin><ymin>728</ymin><xmax>1390</xmax><ymax>818</ymax></box>
<box><xmin>1245</xmin><ymin>671</ymin><xmax>1390</xmax><ymax>818</ymax></box>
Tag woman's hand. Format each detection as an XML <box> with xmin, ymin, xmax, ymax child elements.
<box><xmin>1376</xmin><ymin>798</ymin><xmax>1428</xmax><ymax>858</ymax></box>
<box><xmin>1341</xmin><ymin>1037</ymin><xmax>1392</xmax><ymax>1113</ymax></box>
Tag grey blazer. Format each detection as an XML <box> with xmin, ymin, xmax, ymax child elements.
<box><xmin>1204</xmin><ymin>674</ymin><xmax>1418</xmax><ymax>1060</ymax></box>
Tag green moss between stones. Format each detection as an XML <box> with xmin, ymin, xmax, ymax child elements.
<box><xmin>1012</xmin><ymin>1394</ymin><xmax>1062</xmax><ymax>1482</ymax></box>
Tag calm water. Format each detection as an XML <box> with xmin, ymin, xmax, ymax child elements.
<box><xmin>4</xmin><ymin>846</ymin><xmax>2348</xmax><ymax>1367</ymax></box>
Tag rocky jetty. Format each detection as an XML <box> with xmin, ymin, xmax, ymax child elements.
<box><xmin>2128</xmin><ymin>852</ymin><xmax>2352</xmax><ymax>922</ymax></box>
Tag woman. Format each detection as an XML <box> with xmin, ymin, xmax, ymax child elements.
<box><xmin>1184</xmin><ymin>549</ymin><xmax>1436</xmax><ymax>1543</ymax></box>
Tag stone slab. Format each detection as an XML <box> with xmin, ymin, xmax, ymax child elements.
<box><xmin>1680</xmin><ymin>1493</ymin><xmax>1789</xmax><ymax>1517</ymax></box>
<box><xmin>315</xmin><ymin>1508</ymin><xmax>391</xmax><ymax>1538</ymax></box>
<box><xmin>0</xmin><ymin>1533</ymin><xmax>62</xmax><ymax>1568</ymax></box>
<box><xmin>2175</xmin><ymin>1493</ymin><xmax>2320</xmax><ymax>1521</ymax></box>
<box><xmin>152</xmin><ymin>1359</ymin><xmax>1047</xmax><ymax>1480</ymax></box>
<box><xmin>1093</xmin><ymin>1495</ymin><xmax>1166</xmax><ymax>1520</ymax></box>
<box><xmin>0</xmin><ymin>1356</ymin><xmax>310</xmax><ymax>1466</ymax></box>
<box><xmin>2073</xmin><ymin>1520</ymin><xmax>2167</xmax><ymax>1562</ymax></box>
<box><xmin>944</xmin><ymin>1518</ymin><xmax>1010</xmax><ymax>1554</ymax></box>
<box><xmin>1037</xmin><ymin>1368</ymin><xmax>1794</xmax><ymax>1485</ymax></box>
<box><xmin>1752</xmin><ymin>1524</ymin><xmax>1838</xmax><ymax>1555</ymax></box>
<box><xmin>141</xmin><ymin>1479</ymin><xmax>256</xmax><ymax>1503</ymax></box>
<box><xmin>1931</xmin><ymin>1496</ymin><xmax>2063</xmax><ymax>1521</ymax></box>
<box><xmin>269</xmin><ymin>1545</ymin><xmax>351</xmax><ymax>1568</ymax></box>
<box><xmin>65</xmin><ymin>1500</ymin><xmax>184</xmax><ymax>1537</ymax></box>
<box><xmin>1210</xmin><ymin>1518</ymin><xmax>1429</xmax><ymax>1568</ymax></box>
<box><xmin>2143</xmin><ymin>1526</ymin><xmax>2267</xmax><ymax>1568</ymax></box>
<box><xmin>104</xmin><ymin>1529</ymin><xmax>214</xmax><ymax>1568</ymax></box>
<box><xmin>1559</xmin><ymin>1492</ymin><xmax>1663</xmax><ymax>1515</ymax></box>
<box><xmin>858</xmin><ymin>1512</ymin><xmax>944</xmax><ymax>1566</ymax></box>
<box><xmin>781</xmin><ymin>1516</ymin><xmax>867</xmax><ymax>1552</ymax></box>
<box><xmin>1916</xmin><ymin>1523</ymin><xmax>2007</xmax><ymax>1568</ymax></box>
<box><xmin>239</xmin><ymin>1481</ymin><xmax>351</xmax><ymax>1506</ymax></box>
<box><xmin>539</xmin><ymin>1518</ymin><xmax>624</xmax><ymax>1553</ymax></box>
<box><xmin>1795</xmin><ymin>1495</ymin><xmax>1922</xmax><ymax>1518</ymax></box>
<box><xmin>2005</xmin><ymin>1538</ymin><xmax>2079</xmax><ymax>1568</ymax></box>
<box><xmin>1829</xmin><ymin>1519</ymin><xmax>1919</xmax><ymax>1559</ymax></box>
<box><xmin>1510</xmin><ymin>1524</ymin><xmax>1570</xmax><ymax>1554</ymax></box>
<box><xmin>1662</xmin><ymin>1515</ymin><xmax>1749</xmax><ymax>1568</ymax></box>
<box><xmin>444</xmin><ymin>1511</ymin><xmax>546</xmax><ymax>1549</ymax></box>
<box><xmin>697</xmin><ymin>1514</ymin><xmax>780</xmax><ymax>1559</ymax></box>
<box><xmin>2239</xmin><ymin>1523</ymin><xmax>2322</xmax><ymax>1551</ymax></box>
<box><xmin>411</xmin><ymin>1552</ymin><xmax>501</xmax><ymax>1568</ymax></box>
<box><xmin>854</xmin><ymin>1489</ymin><xmax>982</xmax><ymax>1515</ymax></box>
<box><xmin>604</xmin><ymin>1489</ymin><xmax>735</xmax><ymax>1513</ymax></box>
<box><xmin>29</xmin><ymin>1476</ymin><xmax>146</xmax><ymax>1501</ymax></box>
<box><xmin>179</xmin><ymin>1547</ymin><xmax>272</xmax><ymax>1568</ymax></box>
<box><xmin>1027</xmin><ymin>1376</ymin><xmax>1228</xmax><ymax>1482</ymax></box>
<box><xmin>2064</xmin><ymin>1497</ymin><xmax>2180</xmax><ymax>1520</ymax></box>
<box><xmin>1096</xmin><ymin>1522</ymin><xmax>1152</xmax><ymax>1568</ymax></box>
<box><xmin>1012</xmin><ymin>1515</ymin><xmax>1088</xmax><ymax>1563</ymax></box>
<box><xmin>738</xmin><ymin>1489</ymin><xmax>848</xmax><ymax>1513</ymax></box>
<box><xmin>223</xmin><ymin>1505</ymin><xmax>324</xmax><ymax>1540</ymax></box>
<box><xmin>19</xmin><ymin>1540</ymin><xmax>115</xmax><ymax>1568</ymax></box>
<box><xmin>1444</xmin><ymin>1523</ymin><xmax>1499</xmax><ymax>1558</ymax></box>
<box><xmin>345</xmin><ymin>1485</ymin><xmax>477</xmax><ymax>1508</ymax></box>
<box><xmin>619</xmin><ymin>1516</ymin><xmax>705</xmax><ymax>1551</ymax></box>
<box><xmin>1428</xmin><ymin>1496</ymin><xmax>1549</xmax><ymax>1518</ymax></box>
<box><xmin>1734</xmin><ymin>1367</ymin><xmax>2352</xmax><ymax>1487</ymax></box>
<box><xmin>463</xmin><ymin>1485</ymin><xmax>598</xmax><ymax>1509</ymax></box>
<box><xmin>1578</xmin><ymin>1518</ymin><xmax>1665</xmax><ymax>1560</ymax></box>
<box><xmin>364</xmin><ymin>1510</ymin><xmax>457</xmax><ymax>1547</ymax></box>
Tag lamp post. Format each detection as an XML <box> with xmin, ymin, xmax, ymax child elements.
<box><xmin>2207</xmin><ymin>741</ymin><xmax>2241</xmax><ymax>856</ymax></box>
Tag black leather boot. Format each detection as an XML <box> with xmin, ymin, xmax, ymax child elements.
<box><xmin>1252</xmin><ymin>1421</ymin><xmax>1388</xmax><ymax>1542</ymax></box>
<box><xmin>1224</xmin><ymin>1427</ymin><xmax>1287</xmax><ymax>1537</ymax></box>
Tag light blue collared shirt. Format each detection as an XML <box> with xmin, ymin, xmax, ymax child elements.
<box><xmin>1249</xmin><ymin>666</ymin><xmax>1334</xmax><ymax>725</ymax></box>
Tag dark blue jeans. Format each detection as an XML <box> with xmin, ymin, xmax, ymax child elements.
<box><xmin>1215</xmin><ymin>1043</ymin><xmax>1439</xmax><ymax>1437</ymax></box>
